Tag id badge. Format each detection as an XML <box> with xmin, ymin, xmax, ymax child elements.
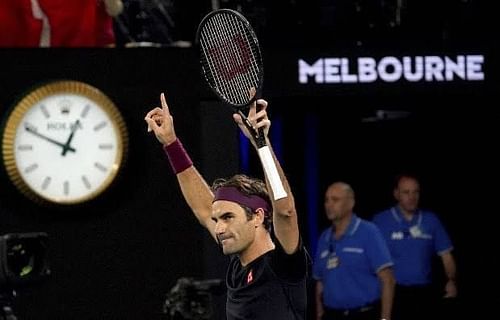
<box><xmin>327</xmin><ymin>256</ymin><xmax>340</xmax><ymax>269</ymax></box>
<box><xmin>409</xmin><ymin>225</ymin><xmax>422</xmax><ymax>238</ymax></box>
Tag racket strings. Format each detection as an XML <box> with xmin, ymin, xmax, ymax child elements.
<box><xmin>227</xmin><ymin>15</ymin><xmax>260</xmax><ymax>102</ymax></box>
<box><xmin>202</xmin><ymin>14</ymin><xmax>247</xmax><ymax>104</ymax></box>
<box><xmin>209</xmin><ymin>14</ymin><xmax>245</xmax><ymax>104</ymax></box>
<box><xmin>227</xmin><ymin>15</ymin><xmax>256</xmax><ymax>104</ymax></box>
<box><xmin>199</xmin><ymin>11</ymin><xmax>262</xmax><ymax>106</ymax></box>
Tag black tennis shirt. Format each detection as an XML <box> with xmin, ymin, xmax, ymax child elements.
<box><xmin>225</xmin><ymin>240</ymin><xmax>308</xmax><ymax>320</ymax></box>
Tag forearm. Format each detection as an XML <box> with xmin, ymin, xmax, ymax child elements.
<box><xmin>441</xmin><ymin>252</ymin><xmax>457</xmax><ymax>282</ymax></box>
<box><xmin>315</xmin><ymin>281</ymin><xmax>324</xmax><ymax>320</ymax></box>
<box><xmin>441</xmin><ymin>251</ymin><xmax>458</xmax><ymax>297</ymax></box>
<box><xmin>262</xmin><ymin>141</ymin><xmax>300</xmax><ymax>253</ymax></box>
<box><xmin>164</xmin><ymin>139</ymin><xmax>215</xmax><ymax>238</ymax></box>
<box><xmin>378</xmin><ymin>268</ymin><xmax>395</xmax><ymax>320</ymax></box>
<box><xmin>380</xmin><ymin>281</ymin><xmax>394</xmax><ymax>319</ymax></box>
<box><xmin>177</xmin><ymin>167</ymin><xmax>214</xmax><ymax>227</ymax></box>
<box><xmin>263</xmin><ymin>140</ymin><xmax>295</xmax><ymax>215</ymax></box>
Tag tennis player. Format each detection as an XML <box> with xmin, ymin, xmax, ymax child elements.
<box><xmin>145</xmin><ymin>93</ymin><xmax>308</xmax><ymax>320</ymax></box>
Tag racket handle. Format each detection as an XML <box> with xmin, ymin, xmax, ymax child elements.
<box><xmin>257</xmin><ymin>146</ymin><xmax>287</xmax><ymax>200</ymax></box>
<box><xmin>238</xmin><ymin>109</ymin><xmax>266</xmax><ymax>148</ymax></box>
<box><xmin>255</xmin><ymin>127</ymin><xmax>266</xmax><ymax>148</ymax></box>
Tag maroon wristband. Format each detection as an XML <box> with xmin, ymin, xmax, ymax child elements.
<box><xmin>163</xmin><ymin>139</ymin><xmax>193</xmax><ymax>174</ymax></box>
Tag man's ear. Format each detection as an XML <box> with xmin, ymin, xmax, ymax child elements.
<box><xmin>393</xmin><ymin>188</ymin><xmax>399</xmax><ymax>200</ymax></box>
<box><xmin>349</xmin><ymin>198</ymin><xmax>356</xmax><ymax>211</ymax></box>
<box><xmin>253</xmin><ymin>208</ymin><xmax>266</xmax><ymax>227</ymax></box>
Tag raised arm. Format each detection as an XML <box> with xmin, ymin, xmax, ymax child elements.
<box><xmin>145</xmin><ymin>93</ymin><xmax>217</xmax><ymax>241</ymax></box>
<box><xmin>233</xmin><ymin>99</ymin><xmax>300</xmax><ymax>254</ymax></box>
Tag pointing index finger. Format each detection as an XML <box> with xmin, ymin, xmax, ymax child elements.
<box><xmin>160</xmin><ymin>92</ymin><xmax>170</xmax><ymax>116</ymax></box>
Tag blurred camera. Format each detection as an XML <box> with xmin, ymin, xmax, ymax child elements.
<box><xmin>162</xmin><ymin>277</ymin><xmax>224</xmax><ymax>320</ymax></box>
<box><xmin>0</xmin><ymin>232</ymin><xmax>50</xmax><ymax>288</ymax></box>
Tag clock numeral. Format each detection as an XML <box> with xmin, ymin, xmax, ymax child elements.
<box><xmin>63</xmin><ymin>181</ymin><xmax>69</xmax><ymax>195</ymax></box>
<box><xmin>17</xmin><ymin>144</ymin><xmax>33</xmax><ymax>151</ymax></box>
<box><xmin>81</xmin><ymin>175</ymin><xmax>91</xmax><ymax>190</ymax></box>
<box><xmin>41</xmin><ymin>176</ymin><xmax>51</xmax><ymax>190</ymax></box>
<box><xmin>98</xmin><ymin>144</ymin><xmax>114</xmax><ymax>150</ymax></box>
<box><xmin>94</xmin><ymin>121</ymin><xmax>107</xmax><ymax>131</ymax></box>
<box><xmin>40</xmin><ymin>104</ymin><xmax>50</xmax><ymax>118</ymax></box>
<box><xmin>24</xmin><ymin>163</ymin><xmax>39</xmax><ymax>174</ymax></box>
<box><xmin>94</xmin><ymin>162</ymin><xmax>107</xmax><ymax>172</ymax></box>
<box><xmin>81</xmin><ymin>104</ymin><xmax>91</xmax><ymax>118</ymax></box>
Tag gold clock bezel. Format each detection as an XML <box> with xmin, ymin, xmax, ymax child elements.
<box><xmin>1</xmin><ymin>80</ymin><xmax>128</xmax><ymax>205</ymax></box>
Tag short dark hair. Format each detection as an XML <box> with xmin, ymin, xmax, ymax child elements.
<box><xmin>212</xmin><ymin>174</ymin><xmax>273</xmax><ymax>232</ymax></box>
<box><xmin>394</xmin><ymin>173</ymin><xmax>420</xmax><ymax>189</ymax></box>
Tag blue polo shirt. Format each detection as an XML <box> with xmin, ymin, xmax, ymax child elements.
<box><xmin>372</xmin><ymin>206</ymin><xmax>453</xmax><ymax>286</ymax></box>
<box><xmin>313</xmin><ymin>215</ymin><xmax>393</xmax><ymax>309</ymax></box>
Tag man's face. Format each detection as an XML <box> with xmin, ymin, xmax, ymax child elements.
<box><xmin>394</xmin><ymin>177</ymin><xmax>420</xmax><ymax>213</ymax></box>
<box><xmin>212</xmin><ymin>200</ymin><xmax>257</xmax><ymax>255</ymax></box>
<box><xmin>324</xmin><ymin>185</ymin><xmax>354</xmax><ymax>222</ymax></box>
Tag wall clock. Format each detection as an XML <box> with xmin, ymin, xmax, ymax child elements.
<box><xmin>2</xmin><ymin>80</ymin><xmax>128</xmax><ymax>205</ymax></box>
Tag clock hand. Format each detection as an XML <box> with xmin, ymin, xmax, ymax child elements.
<box><xmin>25</xmin><ymin>124</ymin><xmax>76</xmax><ymax>153</ymax></box>
<box><xmin>62</xmin><ymin>119</ymin><xmax>80</xmax><ymax>156</ymax></box>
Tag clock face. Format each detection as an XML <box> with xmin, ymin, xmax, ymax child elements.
<box><xmin>2</xmin><ymin>81</ymin><xmax>128</xmax><ymax>205</ymax></box>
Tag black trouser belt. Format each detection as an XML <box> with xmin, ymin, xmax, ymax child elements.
<box><xmin>325</xmin><ymin>302</ymin><xmax>377</xmax><ymax>316</ymax></box>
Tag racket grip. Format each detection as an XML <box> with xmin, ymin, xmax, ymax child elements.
<box><xmin>257</xmin><ymin>146</ymin><xmax>287</xmax><ymax>200</ymax></box>
<box><xmin>255</xmin><ymin>127</ymin><xmax>266</xmax><ymax>148</ymax></box>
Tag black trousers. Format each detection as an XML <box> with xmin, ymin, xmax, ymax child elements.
<box><xmin>322</xmin><ymin>303</ymin><xmax>380</xmax><ymax>320</ymax></box>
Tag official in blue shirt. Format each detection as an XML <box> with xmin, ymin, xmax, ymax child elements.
<box><xmin>313</xmin><ymin>182</ymin><xmax>395</xmax><ymax>320</ymax></box>
<box><xmin>372</xmin><ymin>174</ymin><xmax>457</xmax><ymax>320</ymax></box>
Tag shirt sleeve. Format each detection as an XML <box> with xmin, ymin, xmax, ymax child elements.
<box><xmin>270</xmin><ymin>237</ymin><xmax>309</xmax><ymax>282</ymax></box>
<box><xmin>365</xmin><ymin>223</ymin><xmax>393</xmax><ymax>273</ymax></box>
<box><xmin>430</xmin><ymin>213</ymin><xmax>453</xmax><ymax>255</ymax></box>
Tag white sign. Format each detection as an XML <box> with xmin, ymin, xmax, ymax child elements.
<box><xmin>298</xmin><ymin>55</ymin><xmax>484</xmax><ymax>84</ymax></box>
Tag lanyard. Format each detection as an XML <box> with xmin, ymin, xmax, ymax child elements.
<box><xmin>328</xmin><ymin>227</ymin><xmax>338</xmax><ymax>256</ymax></box>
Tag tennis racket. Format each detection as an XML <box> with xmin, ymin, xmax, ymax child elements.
<box><xmin>196</xmin><ymin>9</ymin><xmax>287</xmax><ymax>200</ymax></box>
